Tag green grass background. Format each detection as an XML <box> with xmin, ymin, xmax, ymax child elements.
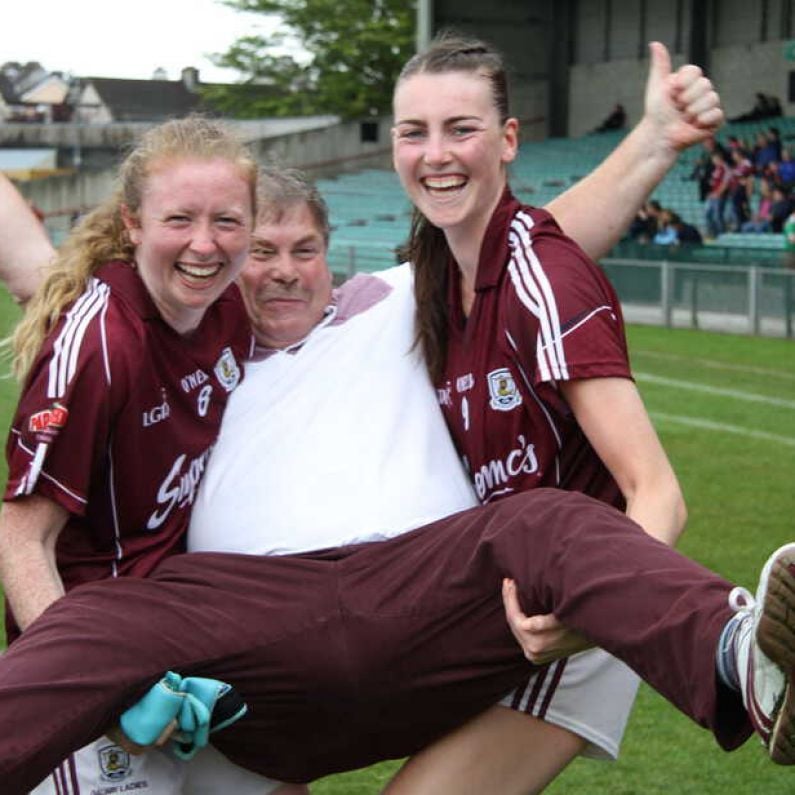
<box><xmin>0</xmin><ymin>289</ymin><xmax>792</xmax><ymax>793</ymax></box>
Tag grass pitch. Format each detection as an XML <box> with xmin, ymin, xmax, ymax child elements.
<box><xmin>0</xmin><ymin>289</ymin><xmax>792</xmax><ymax>792</ymax></box>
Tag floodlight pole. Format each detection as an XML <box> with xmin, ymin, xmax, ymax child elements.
<box><xmin>416</xmin><ymin>0</ymin><xmax>433</xmax><ymax>53</ymax></box>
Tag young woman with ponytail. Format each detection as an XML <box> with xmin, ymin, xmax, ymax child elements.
<box><xmin>386</xmin><ymin>33</ymin><xmax>720</xmax><ymax>793</ymax></box>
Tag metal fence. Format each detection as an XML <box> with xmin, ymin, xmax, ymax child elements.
<box><xmin>601</xmin><ymin>258</ymin><xmax>795</xmax><ymax>339</ymax></box>
<box><xmin>329</xmin><ymin>244</ymin><xmax>795</xmax><ymax>339</ymax></box>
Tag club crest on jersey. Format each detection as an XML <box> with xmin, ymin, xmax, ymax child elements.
<box><xmin>214</xmin><ymin>347</ymin><xmax>241</xmax><ymax>392</ymax></box>
<box><xmin>487</xmin><ymin>368</ymin><xmax>522</xmax><ymax>411</ymax></box>
<box><xmin>97</xmin><ymin>743</ymin><xmax>131</xmax><ymax>781</ymax></box>
<box><xmin>28</xmin><ymin>403</ymin><xmax>69</xmax><ymax>434</ymax></box>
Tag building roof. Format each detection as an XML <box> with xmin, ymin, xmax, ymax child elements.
<box><xmin>79</xmin><ymin>77</ymin><xmax>206</xmax><ymax>121</ymax></box>
<box><xmin>21</xmin><ymin>73</ymin><xmax>69</xmax><ymax>105</ymax></box>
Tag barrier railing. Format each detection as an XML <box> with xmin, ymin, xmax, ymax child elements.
<box><xmin>327</xmin><ymin>244</ymin><xmax>794</xmax><ymax>339</ymax></box>
<box><xmin>601</xmin><ymin>258</ymin><xmax>794</xmax><ymax>339</ymax></box>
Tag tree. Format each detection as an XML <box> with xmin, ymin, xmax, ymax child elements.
<box><xmin>204</xmin><ymin>0</ymin><xmax>415</xmax><ymax>119</ymax></box>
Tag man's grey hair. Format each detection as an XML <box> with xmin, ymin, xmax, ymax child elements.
<box><xmin>256</xmin><ymin>167</ymin><xmax>330</xmax><ymax>245</ymax></box>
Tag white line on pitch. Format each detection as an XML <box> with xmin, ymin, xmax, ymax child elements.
<box><xmin>633</xmin><ymin>349</ymin><xmax>795</xmax><ymax>382</ymax></box>
<box><xmin>636</xmin><ymin>372</ymin><xmax>795</xmax><ymax>410</ymax></box>
<box><xmin>651</xmin><ymin>412</ymin><xmax>795</xmax><ymax>448</ymax></box>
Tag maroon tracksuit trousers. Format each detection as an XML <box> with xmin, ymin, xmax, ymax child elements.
<box><xmin>0</xmin><ymin>489</ymin><xmax>750</xmax><ymax>792</ymax></box>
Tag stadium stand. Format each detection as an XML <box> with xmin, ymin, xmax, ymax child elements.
<box><xmin>320</xmin><ymin>120</ymin><xmax>795</xmax><ymax>277</ymax></box>
<box><xmin>316</xmin><ymin>122</ymin><xmax>793</xmax><ymax>338</ymax></box>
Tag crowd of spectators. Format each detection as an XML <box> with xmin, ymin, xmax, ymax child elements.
<box><xmin>627</xmin><ymin>199</ymin><xmax>703</xmax><ymax>248</ymax></box>
<box><xmin>620</xmin><ymin>92</ymin><xmax>795</xmax><ymax>267</ymax></box>
<box><xmin>624</xmin><ymin>123</ymin><xmax>794</xmax><ymax>248</ymax></box>
<box><xmin>689</xmin><ymin>127</ymin><xmax>795</xmax><ymax>238</ymax></box>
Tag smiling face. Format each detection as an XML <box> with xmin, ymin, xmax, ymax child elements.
<box><xmin>122</xmin><ymin>156</ymin><xmax>253</xmax><ymax>334</ymax></box>
<box><xmin>239</xmin><ymin>201</ymin><xmax>333</xmax><ymax>349</ymax></box>
<box><xmin>392</xmin><ymin>69</ymin><xmax>518</xmax><ymax>257</ymax></box>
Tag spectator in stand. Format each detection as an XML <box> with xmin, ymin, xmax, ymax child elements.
<box><xmin>628</xmin><ymin>199</ymin><xmax>662</xmax><ymax>243</ymax></box>
<box><xmin>671</xmin><ymin>212</ymin><xmax>703</xmax><ymax>245</ymax></box>
<box><xmin>726</xmin><ymin>135</ymin><xmax>745</xmax><ymax>157</ymax></box>
<box><xmin>652</xmin><ymin>208</ymin><xmax>678</xmax><ymax>245</ymax></box>
<box><xmin>753</xmin><ymin>130</ymin><xmax>779</xmax><ymax>175</ymax></box>
<box><xmin>727</xmin><ymin>148</ymin><xmax>754</xmax><ymax>230</ymax></box>
<box><xmin>593</xmin><ymin>102</ymin><xmax>627</xmax><ymax>133</ymax></box>
<box><xmin>772</xmin><ymin>148</ymin><xmax>795</xmax><ymax>192</ymax></box>
<box><xmin>769</xmin><ymin>185</ymin><xmax>793</xmax><ymax>233</ymax></box>
<box><xmin>705</xmin><ymin>149</ymin><xmax>730</xmax><ymax>238</ymax></box>
<box><xmin>730</xmin><ymin>92</ymin><xmax>782</xmax><ymax>122</ymax></box>
<box><xmin>741</xmin><ymin>176</ymin><xmax>774</xmax><ymax>233</ymax></box>
<box><xmin>689</xmin><ymin>138</ymin><xmax>729</xmax><ymax>201</ymax></box>
<box><xmin>768</xmin><ymin>126</ymin><xmax>783</xmax><ymax>161</ymax></box>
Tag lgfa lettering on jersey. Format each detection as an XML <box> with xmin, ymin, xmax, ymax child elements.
<box><xmin>142</xmin><ymin>389</ymin><xmax>170</xmax><ymax>428</ymax></box>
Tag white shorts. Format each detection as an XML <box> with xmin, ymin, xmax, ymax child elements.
<box><xmin>183</xmin><ymin>745</ymin><xmax>287</xmax><ymax>794</ymax></box>
<box><xmin>29</xmin><ymin>735</ymin><xmax>185</xmax><ymax>794</ymax></box>
<box><xmin>499</xmin><ymin>647</ymin><xmax>640</xmax><ymax>759</ymax></box>
<box><xmin>28</xmin><ymin>737</ymin><xmax>286</xmax><ymax>795</ymax></box>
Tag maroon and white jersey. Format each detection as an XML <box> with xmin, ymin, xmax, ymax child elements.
<box><xmin>4</xmin><ymin>260</ymin><xmax>252</xmax><ymax>640</ymax></box>
<box><xmin>437</xmin><ymin>189</ymin><xmax>630</xmax><ymax>507</ymax></box>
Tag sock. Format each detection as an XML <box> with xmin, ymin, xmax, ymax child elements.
<box><xmin>715</xmin><ymin>613</ymin><xmax>743</xmax><ymax>692</ymax></box>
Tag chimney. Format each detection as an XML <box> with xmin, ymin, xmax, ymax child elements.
<box><xmin>181</xmin><ymin>67</ymin><xmax>200</xmax><ymax>92</ymax></box>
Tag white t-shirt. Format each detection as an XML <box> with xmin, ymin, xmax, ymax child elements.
<box><xmin>189</xmin><ymin>264</ymin><xmax>477</xmax><ymax>555</ymax></box>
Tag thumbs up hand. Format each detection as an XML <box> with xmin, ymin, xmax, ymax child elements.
<box><xmin>644</xmin><ymin>41</ymin><xmax>724</xmax><ymax>151</ymax></box>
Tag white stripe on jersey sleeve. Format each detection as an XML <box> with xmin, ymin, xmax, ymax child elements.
<box><xmin>506</xmin><ymin>257</ymin><xmax>554</xmax><ymax>383</ymax></box>
<box><xmin>506</xmin><ymin>252</ymin><xmax>557</xmax><ymax>382</ymax></box>
<box><xmin>509</xmin><ymin>211</ymin><xmax>569</xmax><ymax>382</ymax></box>
<box><xmin>23</xmin><ymin>441</ymin><xmax>48</xmax><ymax>495</ymax></box>
<box><xmin>508</xmin><ymin>213</ymin><xmax>568</xmax><ymax>381</ymax></box>
<box><xmin>10</xmin><ymin>431</ymin><xmax>88</xmax><ymax>504</ymax></box>
<box><xmin>48</xmin><ymin>279</ymin><xmax>110</xmax><ymax>399</ymax></box>
<box><xmin>98</xmin><ymin>290</ymin><xmax>112</xmax><ymax>385</ymax></box>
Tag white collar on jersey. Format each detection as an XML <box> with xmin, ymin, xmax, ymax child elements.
<box><xmin>251</xmin><ymin>303</ymin><xmax>337</xmax><ymax>360</ymax></box>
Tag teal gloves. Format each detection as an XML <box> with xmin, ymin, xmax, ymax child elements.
<box><xmin>119</xmin><ymin>671</ymin><xmax>248</xmax><ymax>759</ymax></box>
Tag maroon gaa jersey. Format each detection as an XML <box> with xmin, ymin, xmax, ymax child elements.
<box><xmin>4</xmin><ymin>261</ymin><xmax>253</xmax><ymax>641</ymax></box>
<box><xmin>437</xmin><ymin>189</ymin><xmax>631</xmax><ymax>507</ymax></box>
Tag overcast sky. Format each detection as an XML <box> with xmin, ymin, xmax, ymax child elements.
<box><xmin>2</xmin><ymin>0</ymin><xmax>283</xmax><ymax>83</ymax></box>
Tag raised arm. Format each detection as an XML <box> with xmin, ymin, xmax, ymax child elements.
<box><xmin>0</xmin><ymin>172</ymin><xmax>56</xmax><ymax>303</ymax></box>
<box><xmin>546</xmin><ymin>42</ymin><xmax>723</xmax><ymax>260</ymax></box>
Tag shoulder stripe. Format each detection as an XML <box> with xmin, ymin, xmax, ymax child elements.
<box><xmin>47</xmin><ymin>278</ymin><xmax>110</xmax><ymax>399</ymax></box>
<box><xmin>98</xmin><ymin>290</ymin><xmax>112</xmax><ymax>385</ymax></box>
<box><xmin>513</xmin><ymin>211</ymin><xmax>569</xmax><ymax>379</ymax></box>
<box><xmin>507</xmin><ymin>212</ymin><xmax>569</xmax><ymax>382</ymax></box>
